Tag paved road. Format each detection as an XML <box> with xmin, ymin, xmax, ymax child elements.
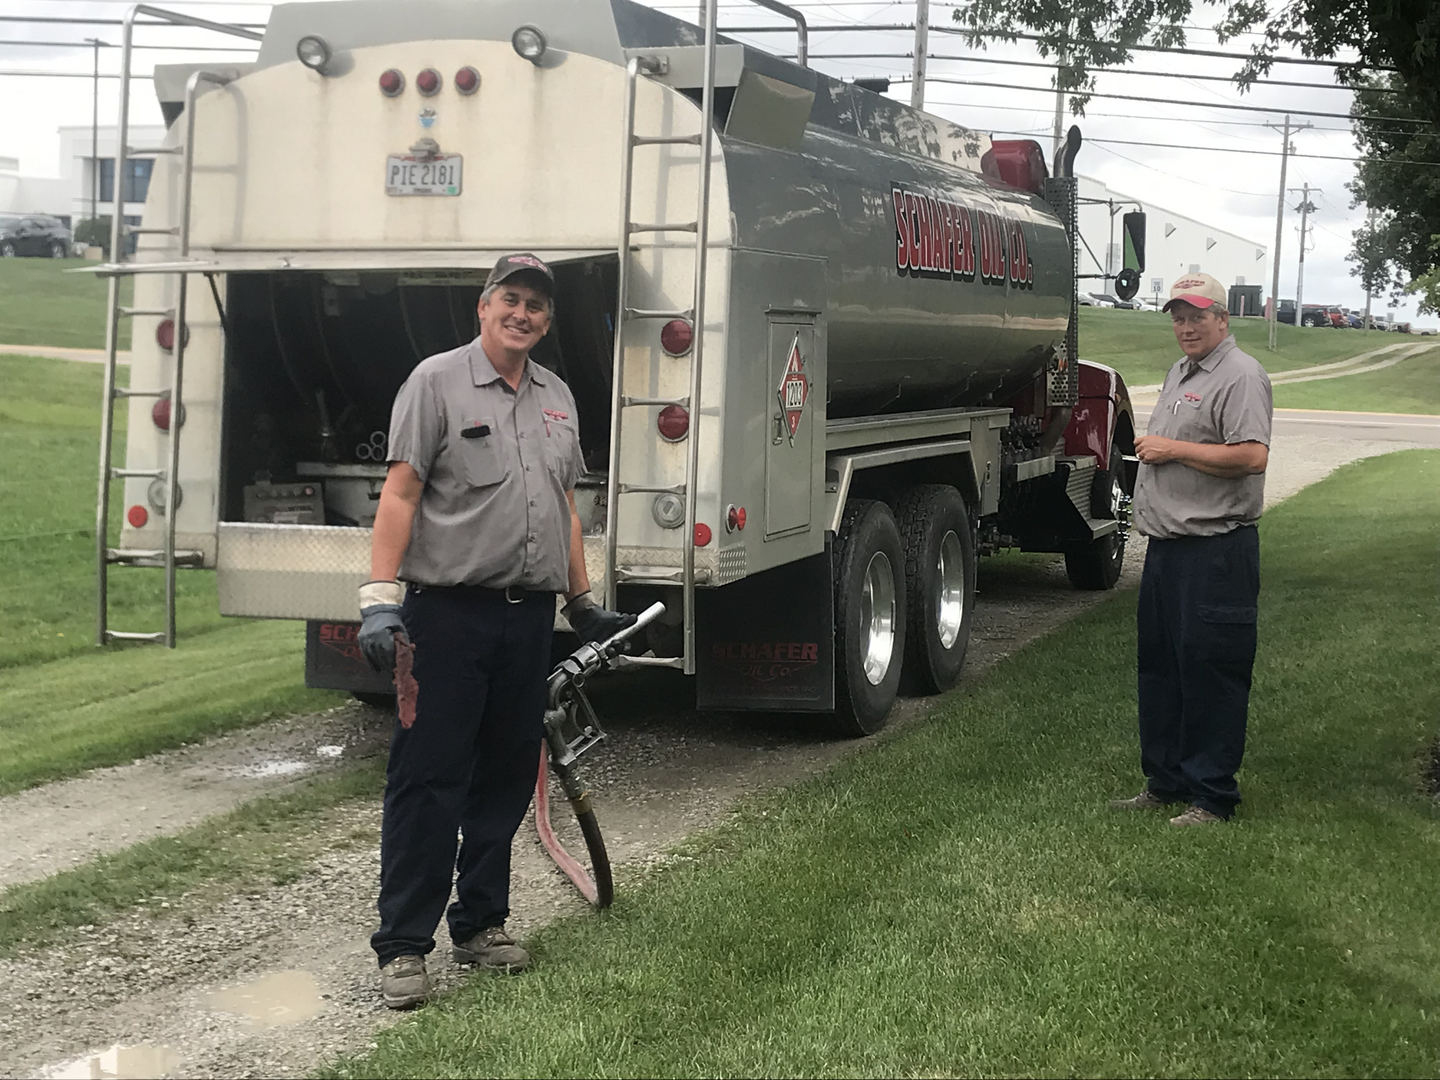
<box><xmin>1134</xmin><ymin>403</ymin><xmax>1440</xmax><ymax>447</ymax></box>
<box><xmin>0</xmin><ymin>343</ymin><xmax>129</xmax><ymax>364</ymax></box>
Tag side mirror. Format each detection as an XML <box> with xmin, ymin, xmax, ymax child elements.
<box><xmin>1114</xmin><ymin>211</ymin><xmax>1147</xmax><ymax>300</ymax></box>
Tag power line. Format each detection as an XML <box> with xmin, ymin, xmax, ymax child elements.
<box><xmin>0</xmin><ymin>15</ymin><xmax>266</xmax><ymax>28</ymax></box>
<box><xmin>720</xmin><ymin>22</ymin><xmax>1394</xmax><ymax>71</ymax></box>
<box><xmin>0</xmin><ymin>39</ymin><xmax>256</xmax><ymax>51</ymax></box>
<box><xmin>976</xmin><ymin>127</ymin><xmax>1440</xmax><ymax>165</ymax></box>
<box><xmin>914</xmin><ymin>75</ymin><xmax>1422</xmax><ymax>124</ymax></box>
<box><xmin>799</xmin><ymin>50</ymin><xmax>1391</xmax><ymax>93</ymax></box>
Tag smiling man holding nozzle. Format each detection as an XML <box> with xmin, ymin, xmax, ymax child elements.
<box><xmin>356</xmin><ymin>253</ymin><xmax>634</xmax><ymax>1009</ymax></box>
<box><xmin>1109</xmin><ymin>272</ymin><xmax>1273</xmax><ymax>827</ymax></box>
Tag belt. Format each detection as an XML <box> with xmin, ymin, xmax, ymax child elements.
<box><xmin>411</xmin><ymin>583</ymin><xmax>556</xmax><ymax>604</ymax></box>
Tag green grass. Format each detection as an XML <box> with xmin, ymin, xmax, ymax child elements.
<box><xmin>0</xmin><ymin>258</ymin><xmax>131</xmax><ymax>349</ymax></box>
<box><xmin>0</xmin><ymin>759</ymin><xmax>384</xmax><ymax>955</ymax></box>
<box><xmin>1273</xmin><ymin>346</ymin><xmax>1440</xmax><ymax>415</ymax></box>
<box><xmin>327</xmin><ymin>450</ymin><xmax>1440</xmax><ymax>1079</ymax></box>
<box><xmin>1080</xmin><ymin>308</ymin><xmax>1389</xmax><ymax>387</ymax></box>
<box><xmin>0</xmin><ymin>354</ymin><xmax>342</xmax><ymax>791</ymax></box>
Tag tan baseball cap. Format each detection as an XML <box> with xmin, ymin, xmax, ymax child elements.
<box><xmin>1163</xmin><ymin>272</ymin><xmax>1228</xmax><ymax>312</ymax></box>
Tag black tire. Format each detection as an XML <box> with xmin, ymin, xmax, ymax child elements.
<box><xmin>0</xmin><ymin>242</ymin><xmax>14</xmax><ymax>258</ymax></box>
<box><xmin>49</xmin><ymin>241</ymin><xmax>67</xmax><ymax>259</ymax></box>
<box><xmin>833</xmin><ymin>499</ymin><xmax>906</xmax><ymax>737</ymax></box>
<box><xmin>893</xmin><ymin>484</ymin><xmax>975</xmax><ymax>694</ymax></box>
<box><xmin>1064</xmin><ymin>446</ymin><xmax>1129</xmax><ymax>591</ymax></box>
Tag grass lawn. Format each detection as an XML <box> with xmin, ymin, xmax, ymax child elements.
<box><xmin>0</xmin><ymin>258</ymin><xmax>131</xmax><ymax>350</ymax></box>
<box><xmin>1273</xmin><ymin>346</ymin><xmax>1440</xmax><ymax>415</ymax></box>
<box><xmin>327</xmin><ymin>449</ymin><xmax>1440</xmax><ymax>1079</ymax></box>
<box><xmin>0</xmin><ymin>354</ymin><xmax>340</xmax><ymax>791</ymax></box>
<box><xmin>1080</xmin><ymin>308</ymin><xmax>1392</xmax><ymax>387</ymax></box>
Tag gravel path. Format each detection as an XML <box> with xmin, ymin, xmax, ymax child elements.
<box><xmin>1</xmin><ymin>431</ymin><xmax>1424</xmax><ymax>1080</ymax></box>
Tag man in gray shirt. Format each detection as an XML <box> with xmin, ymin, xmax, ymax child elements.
<box><xmin>355</xmin><ymin>254</ymin><xmax>632</xmax><ymax>1008</ymax></box>
<box><xmin>1110</xmin><ymin>272</ymin><xmax>1273</xmax><ymax>826</ymax></box>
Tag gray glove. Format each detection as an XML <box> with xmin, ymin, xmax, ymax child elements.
<box><xmin>358</xmin><ymin>581</ymin><xmax>408</xmax><ymax>673</ymax></box>
<box><xmin>563</xmin><ymin>591</ymin><xmax>637</xmax><ymax>644</ymax></box>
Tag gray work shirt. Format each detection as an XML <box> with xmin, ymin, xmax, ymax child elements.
<box><xmin>386</xmin><ymin>339</ymin><xmax>584</xmax><ymax>590</ymax></box>
<box><xmin>1133</xmin><ymin>335</ymin><xmax>1273</xmax><ymax>540</ymax></box>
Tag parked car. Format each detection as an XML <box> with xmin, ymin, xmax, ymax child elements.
<box><xmin>0</xmin><ymin>214</ymin><xmax>73</xmax><ymax>258</ymax></box>
<box><xmin>1077</xmin><ymin>292</ymin><xmax>1114</xmax><ymax>308</ymax></box>
<box><xmin>1275</xmin><ymin>298</ymin><xmax>1298</xmax><ymax>324</ymax></box>
<box><xmin>1299</xmin><ymin>304</ymin><xmax>1331</xmax><ymax>327</ymax></box>
<box><xmin>1324</xmin><ymin>306</ymin><xmax>1348</xmax><ymax>328</ymax></box>
<box><xmin>1093</xmin><ymin>292</ymin><xmax>1138</xmax><ymax>310</ymax></box>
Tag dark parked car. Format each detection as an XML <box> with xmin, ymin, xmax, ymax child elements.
<box><xmin>0</xmin><ymin>214</ymin><xmax>73</xmax><ymax>259</ymax></box>
<box><xmin>1275</xmin><ymin>298</ymin><xmax>1297</xmax><ymax>324</ymax></box>
<box><xmin>1299</xmin><ymin>304</ymin><xmax>1332</xmax><ymax>327</ymax></box>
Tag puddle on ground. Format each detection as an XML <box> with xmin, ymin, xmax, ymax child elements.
<box><xmin>40</xmin><ymin>1043</ymin><xmax>180</xmax><ymax>1079</ymax></box>
<box><xmin>230</xmin><ymin>759</ymin><xmax>314</xmax><ymax>779</ymax></box>
<box><xmin>315</xmin><ymin>744</ymin><xmax>344</xmax><ymax>757</ymax></box>
<box><xmin>206</xmin><ymin>969</ymin><xmax>324</xmax><ymax>1028</ymax></box>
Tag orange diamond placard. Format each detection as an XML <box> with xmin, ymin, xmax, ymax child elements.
<box><xmin>776</xmin><ymin>333</ymin><xmax>809</xmax><ymax>444</ymax></box>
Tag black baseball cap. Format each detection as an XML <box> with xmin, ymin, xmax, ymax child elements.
<box><xmin>485</xmin><ymin>252</ymin><xmax>555</xmax><ymax>296</ymax></box>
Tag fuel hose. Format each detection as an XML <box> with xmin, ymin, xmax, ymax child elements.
<box><xmin>534</xmin><ymin>742</ymin><xmax>614</xmax><ymax>908</ymax></box>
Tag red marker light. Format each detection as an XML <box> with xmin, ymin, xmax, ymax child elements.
<box><xmin>660</xmin><ymin>319</ymin><xmax>693</xmax><ymax>356</ymax></box>
<box><xmin>736</xmin><ymin>507</ymin><xmax>746</xmax><ymax>530</ymax></box>
<box><xmin>416</xmin><ymin>68</ymin><xmax>441</xmax><ymax>95</ymax></box>
<box><xmin>694</xmin><ymin>523</ymin><xmax>712</xmax><ymax>547</ymax></box>
<box><xmin>727</xmin><ymin>505</ymin><xmax>747</xmax><ymax>532</ymax></box>
<box><xmin>454</xmin><ymin>66</ymin><xmax>480</xmax><ymax>94</ymax></box>
<box><xmin>152</xmin><ymin>397</ymin><xmax>172</xmax><ymax>431</ymax></box>
<box><xmin>657</xmin><ymin>404</ymin><xmax>689</xmax><ymax>442</ymax></box>
<box><xmin>379</xmin><ymin>68</ymin><xmax>405</xmax><ymax>96</ymax></box>
<box><xmin>127</xmin><ymin>505</ymin><xmax>148</xmax><ymax>528</ymax></box>
<box><xmin>156</xmin><ymin>318</ymin><xmax>175</xmax><ymax>352</ymax></box>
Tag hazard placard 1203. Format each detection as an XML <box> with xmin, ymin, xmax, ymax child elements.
<box><xmin>776</xmin><ymin>333</ymin><xmax>809</xmax><ymax>444</ymax></box>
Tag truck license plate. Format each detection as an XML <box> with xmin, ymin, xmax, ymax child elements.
<box><xmin>385</xmin><ymin>154</ymin><xmax>462</xmax><ymax>196</ymax></box>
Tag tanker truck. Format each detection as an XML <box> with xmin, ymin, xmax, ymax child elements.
<box><xmin>94</xmin><ymin>0</ymin><xmax>1142</xmax><ymax>734</ymax></box>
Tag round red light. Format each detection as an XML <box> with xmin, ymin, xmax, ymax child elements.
<box><xmin>657</xmin><ymin>404</ymin><xmax>689</xmax><ymax>442</ymax></box>
<box><xmin>127</xmin><ymin>504</ymin><xmax>148</xmax><ymax>529</ymax></box>
<box><xmin>660</xmin><ymin>319</ymin><xmax>693</xmax><ymax>356</ymax></box>
<box><xmin>694</xmin><ymin>523</ymin><xmax>712</xmax><ymax>547</ymax></box>
<box><xmin>416</xmin><ymin>68</ymin><xmax>441</xmax><ymax>95</ymax></box>
<box><xmin>727</xmin><ymin>505</ymin><xmax>747</xmax><ymax>532</ymax></box>
<box><xmin>152</xmin><ymin>397</ymin><xmax>172</xmax><ymax>431</ymax></box>
<box><xmin>736</xmin><ymin>507</ymin><xmax>746</xmax><ymax>530</ymax></box>
<box><xmin>156</xmin><ymin>318</ymin><xmax>175</xmax><ymax>352</ymax></box>
<box><xmin>454</xmin><ymin>66</ymin><xmax>480</xmax><ymax>94</ymax></box>
<box><xmin>379</xmin><ymin>68</ymin><xmax>405</xmax><ymax>96</ymax></box>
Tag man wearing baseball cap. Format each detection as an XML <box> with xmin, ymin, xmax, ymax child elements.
<box><xmin>1110</xmin><ymin>272</ymin><xmax>1273</xmax><ymax>826</ymax></box>
<box><xmin>358</xmin><ymin>253</ymin><xmax>634</xmax><ymax>1006</ymax></box>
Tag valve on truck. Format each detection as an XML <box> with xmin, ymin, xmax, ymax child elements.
<box><xmin>534</xmin><ymin>600</ymin><xmax>666</xmax><ymax>908</ymax></box>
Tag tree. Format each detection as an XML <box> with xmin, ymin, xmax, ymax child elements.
<box><xmin>1347</xmin><ymin>75</ymin><xmax>1440</xmax><ymax>315</ymax></box>
<box><xmin>950</xmin><ymin>0</ymin><xmax>1440</xmax><ymax>130</ymax></box>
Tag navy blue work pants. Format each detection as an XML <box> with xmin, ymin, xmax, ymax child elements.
<box><xmin>1136</xmin><ymin>525</ymin><xmax>1260</xmax><ymax>819</ymax></box>
<box><xmin>371</xmin><ymin>586</ymin><xmax>553</xmax><ymax>968</ymax></box>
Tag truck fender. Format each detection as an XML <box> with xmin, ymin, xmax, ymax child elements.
<box><xmin>1064</xmin><ymin>360</ymin><xmax>1135</xmax><ymax>482</ymax></box>
<box><xmin>825</xmin><ymin>443</ymin><xmax>981</xmax><ymax>533</ymax></box>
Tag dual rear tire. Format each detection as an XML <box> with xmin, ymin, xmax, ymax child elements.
<box><xmin>832</xmin><ymin>486</ymin><xmax>976</xmax><ymax>736</ymax></box>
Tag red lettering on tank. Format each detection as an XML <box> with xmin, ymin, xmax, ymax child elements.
<box><xmin>802</xmin><ymin>642</ymin><xmax>818</xmax><ymax>661</ymax></box>
<box><xmin>892</xmin><ymin>187</ymin><xmax>910</xmax><ymax>274</ymax></box>
<box><xmin>956</xmin><ymin>206</ymin><xmax>975</xmax><ymax>279</ymax></box>
<box><xmin>941</xmin><ymin>201</ymin><xmax>955</xmax><ymax>275</ymax></box>
<box><xmin>905</xmin><ymin>192</ymin><xmax>922</xmax><ymax>271</ymax></box>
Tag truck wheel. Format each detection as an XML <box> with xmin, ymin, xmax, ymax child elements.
<box><xmin>894</xmin><ymin>484</ymin><xmax>974</xmax><ymax>694</ymax></box>
<box><xmin>1064</xmin><ymin>446</ymin><xmax>1129</xmax><ymax>591</ymax></box>
<box><xmin>49</xmin><ymin>241</ymin><xmax>67</xmax><ymax>259</ymax></box>
<box><xmin>352</xmin><ymin>691</ymin><xmax>396</xmax><ymax>710</ymax></box>
<box><xmin>833</xmin><ymin>499</ymin><xmax>906</xmax><ymax>736</ymax></box>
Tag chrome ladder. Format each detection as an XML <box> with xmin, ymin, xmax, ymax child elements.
<box><xmin>94</xmin><ymin>4</ymin><xmax>260</xmax><ymax>647</ymax></box>
<box><xmin>602</xmin><ymin>0</ymin><xmax>808</xmax><ymax>675</ymax></box>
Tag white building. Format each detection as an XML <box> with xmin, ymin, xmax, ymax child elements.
<box><xmin>1076</xmin><ymin>174</ymin><xmax>1270</xmax><ymax>312</ymax></box>
<box><xmin>0</xmin><ymin>124</ymin><xmax>165</xmax><ymax>232</ymax></box>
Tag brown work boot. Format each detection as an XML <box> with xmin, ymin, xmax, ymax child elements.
<box><xmin>1169</xmin><ymin>805</ymin><xmax>1224</xmax><ymax>827</ymax></box>
<box><xmin>453</xmin><ymin>926</ymin><xmax>531</xmax><ymax>973</ymax></box>
<box><xmin>380</xmin><ymin>954</ymin><xmax>429</xmax><ymax>1009</ymax></box>
<box><xmin>1108</xmin><ymin>789</ymin><xmax>1172</xmax><ymax>811</ymax></box>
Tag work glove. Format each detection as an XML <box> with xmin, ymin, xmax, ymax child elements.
<box><xmin>563</xmin><ymin>591</ymin><xmax>637</xmax><ymax>645</ymax></box>
<box><xmin>358</xmin><ymin>580</ymin><xmax>408</xmax><ymax>673</ymax></box>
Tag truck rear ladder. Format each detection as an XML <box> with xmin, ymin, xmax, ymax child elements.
<box><xmin>94</xmin><ymin>4</ymin><xmax>260</xmax><ymax>647</ymax></box>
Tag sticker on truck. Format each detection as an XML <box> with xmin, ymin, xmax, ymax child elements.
<box><xmin>385</xmin><ymin>154</ymin><xmax>463</xmax><ymax>196</ymax></box>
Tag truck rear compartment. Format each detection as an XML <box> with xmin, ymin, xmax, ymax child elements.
<box><xmin>218</xmin><ymin>258</ymin><xmax>619</xmax><ymax>528</ymax></box>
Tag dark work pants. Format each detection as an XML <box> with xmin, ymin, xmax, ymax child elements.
<box><xmin>1136</xmin><ymin>526</ymin><xmax>1260</xmax><ymax>819</ymax></box>
<box><xmin>371</xmin><ymin>586</ymin><xmax>553</xmax><ymax>968</ymax></box>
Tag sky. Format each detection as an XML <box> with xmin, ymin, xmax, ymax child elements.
<box><xmin>1</xmin><ymin>0</ymin><xmax>1431</xmax><ymax>327</ymax></box>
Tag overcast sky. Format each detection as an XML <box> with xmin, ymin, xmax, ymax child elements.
<box><xmin>2</xmin><ymin>0</ymin><xmax>1430</xmax><ymax>326</ymax></box>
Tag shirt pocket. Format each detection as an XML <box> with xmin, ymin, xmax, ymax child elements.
<box><xmin>543</xmin><ymin>416</ymin><xmax>579</xmax><ymax>483</ymax></box>
<box><xmin>455</xmin><ymin>416</ymin><xmax>507</xmax><ymax>488</ymax></box>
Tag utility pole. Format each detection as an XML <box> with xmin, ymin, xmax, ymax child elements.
<box><xmin>1051</xmin><ymin>43</ymin><xmax>1067</xmax><ymax>167</ymax></box>
<box><xmin>1288</xmin><ymin>182</ymin><xmax>1319</xmax><ymax>322</ymax></box>
<box><xmin>1264</xmin><ymin>114</ymin><xmax>1311</xmax><ymax>350</ymax></box>
<box><xmin>86</xmin><ymin>37</ymin><xmax>106</xmax><ymax>229</ymax></box>
<box><xmin>911</xmin><ymin>0</ymin><xmax>929</xmax><ymax>110</ymax></box>
<box><xmin>1362</xmin><ymin>205</ymin><xmax>1377</xmax><ymax>333</ymax></box>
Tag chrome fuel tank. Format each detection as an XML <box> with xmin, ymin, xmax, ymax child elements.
<box><xmin>721</xmin><ymin>107</ymin><xmax>1071</xmax><ymax>419</ymax></box>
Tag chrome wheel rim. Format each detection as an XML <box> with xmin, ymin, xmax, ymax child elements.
<box><xmin>936</xmin><ymin>530</ymin><xmax>965</xmax><ymax>650</ymax></box>
<box><xmin>860</xmin><ymin>550</ymin><xmax>896</xmax><ymax>686</ymax></box>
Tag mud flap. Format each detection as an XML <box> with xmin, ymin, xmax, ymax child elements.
<box><xmin>695</xmin><ymin>544</ymin><xmax>835</xmax><ymax>711</ymax></box>
<box><xmin>304</xmin><ymin>620</ymin><xmax>395</xmax><ymax>694</ymax></box>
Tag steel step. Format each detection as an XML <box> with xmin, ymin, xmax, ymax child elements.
<box><xmin>104</xmin><ymin>630</ymin><xmax>166</xmax><ymax>643</ymax></box>
<box><xmin>621</xmin><ymin>395</ymin><xmax>688</xmax><ymax>408</ymax></box>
